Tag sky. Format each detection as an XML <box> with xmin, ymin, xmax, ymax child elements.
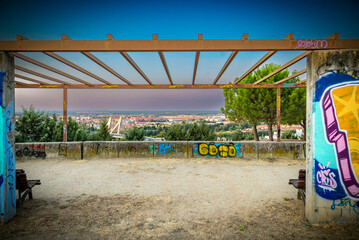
<box><xmin>1</xmin><ymin>0</ymin><xmax>358</xmax><ymax>111</ymax></box>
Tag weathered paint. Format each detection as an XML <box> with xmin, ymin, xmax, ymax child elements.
<box><xmin>15</xmin><ymin>142</ymin><xmax>82</xmax><ymax>160</ymax></box>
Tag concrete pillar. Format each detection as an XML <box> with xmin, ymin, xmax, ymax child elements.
<box><xmin>0</xmin><ymin>52</ymin><xmax>16</xmax><ymax>223</ymax></box>
<box><xmin>306</xmin><ymin>49</ymin><xmax>359</xmax><ymax>223</ymax></box>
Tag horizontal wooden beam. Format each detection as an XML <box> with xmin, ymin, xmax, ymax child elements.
<box><xmin>253</xmin><ymin>51</ymin><xmax>311</xmax><ymax>84</ymax></box>
<box><xmin>14</xmin><ymin>83</ymin><xmax>306</xmax><ymax>89</ymax></box>
<box><xmin>1</xmin><ymin>38</ymin><xmax>358</xmax><ymax>52</ymax></box>
<box><xmin>234</xmin><ymin>51</ymin><xmax>276</xmax><ymax>84</ymax></box>
<box><xmin>274</xmin><ymin>69</ymin><xmax>307</xmax><ymax>85</ymax></box>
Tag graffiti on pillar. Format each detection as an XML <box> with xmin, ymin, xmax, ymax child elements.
<box><xmin>331</xmin><ymin>198</ymin><xmax>359</xmax><ymax>217</ymax></box>
<box><xmin>195</xmin><ymin>142</ymin><xmax>241</xmax><ymax>158</ymax></box>
<box><xmin>313</xmin><ymin>72</ymin><xmax>359</xmax><ymax>211</ymax></box>
<box><xmin>0</xmin><ymin>72</ymin><xmax>16</xmax><ymax>219</ymax></box>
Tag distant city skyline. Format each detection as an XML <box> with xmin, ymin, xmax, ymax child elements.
<box><xmin>3</xmin><ymin>0</ymin><xmax>359</xmax><ymax>111</ymax></box>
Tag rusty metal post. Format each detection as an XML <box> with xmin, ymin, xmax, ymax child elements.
<box><xmin>63</xmin><ymin>87</ymin><xmax>67</xmax><ymax>142</ymax></box>
<box><xmin>276</xmin><ymin>87</ymin><xmax>281</xmax><ymax>142</ymax></box>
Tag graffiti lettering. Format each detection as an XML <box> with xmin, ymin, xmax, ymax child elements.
<box><xmin>16</xmin><ymin>144</ymin><xmax>46</xmax><ymax>158</ymax></box>
<box><xmin>295</xmin><ymin>39</ymin><xmax>328</xmax><ymax>49</ymax></box>
<box><xmin>158</xmin><ymin>143</ymin><xmax>174</xmax><ymax>155</ymax></box>
<box><xmin>196</xmin><ymin>142</ymin><xmax>241</xmax><ymax>158</ymax></box>
<box><xmin>283</xmin><ymin>83</ymin><xmax>295</xmax><ymax>87</ymax></box>
<box><xmin>316</xmin><ymin>162</ymin><xmax>337</xmax><ymax>191</ymax></box>
<box><xmin>321</xmin><ymin>81</ymin><xmax>359</xmax><ymax>199</ymax></box>
<box><xmin>59</xmin><ymin>143</ymin><xmax>67</xmax><ymax>156</ymax></box>
<box><xmin>331</xmin><ymin>198</ymin><xmax>359</xmax><ymax>216</ymax></box>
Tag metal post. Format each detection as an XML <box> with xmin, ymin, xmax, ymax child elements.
<box><xmin>277</xmin><ymin>87</ymin><xmax>281</xmax><ymax>142</ymax></box>
<box><xmin>63</xmin><ymin>87</ymin><xmax>67</xmax><ymax>142</ymax></box>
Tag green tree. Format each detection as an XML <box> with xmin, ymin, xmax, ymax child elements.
<box><xmin>96</xmin><ymin>118</ymin><xmax>113</xmax><ymax>141</ymax></box>
<box><xmin>15</xmin><ymin>106</ymin><xmax>60</xmax><ymax>142</ymax></box>
<box><xmin>222</xmin><ymin>64</ymin><xmax>290</xmax><ymax>141</ymax></box>
<box><xmin>281</xmin><ymin>86</ymin><xmax>306</xmax><ymax>140</ymax></box>
<box><xmin>125</xmin><ymin>126</ymin><xmax>145</xmax><ymax>141</ymax></box>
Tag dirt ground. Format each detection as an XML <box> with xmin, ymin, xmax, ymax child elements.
<box><xmin>1</xmin><ymin>158</ymin><xmax>358</xmax><ymax>239</ymax></box>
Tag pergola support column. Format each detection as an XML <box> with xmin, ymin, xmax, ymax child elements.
<box><xmin>306</xmin><ymin>49</ymin><xmax>359</xmax><ymax>223</ymax></box>
<box><xmin>276</xmin><ymin>87</ymin><xmax>281</xmax><ymax>142</ymax></box>
<box><xmin>0</xmin><ymin>52</ymin><xmax>16</xmax><ymax>223</ymax></box>
<box><xmin>63</xmin><ymin>87</ymin><xmax>67</xmax><ymax>142</ymax></box>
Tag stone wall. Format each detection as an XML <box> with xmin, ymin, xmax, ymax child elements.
<box><xmin>15</xmin><ymin>141</ymin><xmax>305</xmax><ymax>160</ymax></box>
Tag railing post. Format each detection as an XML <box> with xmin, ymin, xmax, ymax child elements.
<box><xmin>277</xmin><ymin>87</ymin><xmax>281</xmax><ymax>142</ymax></box>
<box><xmin>63</xmin><ymin>87</ymin><xmax>67</xmax><ymax>142</ymax></box>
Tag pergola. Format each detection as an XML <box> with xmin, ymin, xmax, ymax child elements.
<box><xmin>2</xmin><ymin>33</ymin><xmax>358</xmax><ymax>142</ymax></box>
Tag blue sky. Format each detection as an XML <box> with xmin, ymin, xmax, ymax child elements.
<box><xmin>1</xmin><ymin>0</ymin><xmax>358</xmax><ymax>111</ymax></box>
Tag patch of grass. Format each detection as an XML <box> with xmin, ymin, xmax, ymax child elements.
<box><xmin>59</xmin><ymin>205</ymin><xmax>68</xmax><ymax>209</ymax></box>
<box><xmin>268</xmin><ymin>157</ymin><xmax>276</xmax><ymax>162</ymax></box>
<box><xmin>238</xmin><ymin>225</ymin><xmax>244</xmax><ymax>231</ymax></box>
<box><xmin>205</xmin><ymin>220</ymin><xmax>210</xmax><ymax>224</ymax></box>
<box><xmin>283</xmin><ymin>197</ymin><xmax>289</xmax><ymax>201</ymax></box>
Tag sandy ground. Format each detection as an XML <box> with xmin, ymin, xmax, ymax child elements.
<box><xmin>1</xmin><ymin>158</ymin><xmax>358</xmax><ymax>239</ymax></box>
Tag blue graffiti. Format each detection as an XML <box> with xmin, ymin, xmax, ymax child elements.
<box><xmin>331</xmin><ymin>198</ymin><xmax>359</xmax><ymax>216</ymax></box>
<box><xmin>283</xmin><ymin>83</ymin><xmax>295</xmax><ymax>87</ymax></box>
<box><xmin>0</xmin><ymin>72</ymin><xmax>4</xmax><ymax>107</ymax></box>
<box><xmin>314</xmin><ymin>158</ymin><xmax>346</xmax><ymax>200</ymax></box>
<box><xmin>158</xmin><ymin>143</ymin><xmax>174</xmax><ymax>155</ymax></box>
<box><xmin>0</xmin><ymin>175</ymin><xmax>3</xmax><ymax>187</ymax></box>
<box><xmin>314</xmin><ymin>73</ymin><xmax>358</xmax><ymax>102</ymax></box>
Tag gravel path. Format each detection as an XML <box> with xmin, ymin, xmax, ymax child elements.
<box><xmin>16</xmin><ymin>158</ymin><xmax>303</xmax><ymax>219</ymax></box>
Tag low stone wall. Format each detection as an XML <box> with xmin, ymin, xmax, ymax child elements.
<box><xmin>15</xmin><ymin>142</ymin><xmax>83</xmax><ymax>160</ymax></box>
<box><xmin>15</xmin><ymin>141</ymin><xmax>305</xmax><ymax>160</ymax></box>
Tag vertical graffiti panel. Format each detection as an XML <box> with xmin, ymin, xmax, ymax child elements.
<box><xmin>0</xmin><ymin>71</ymin><xmax>16</xmax><ymax>221</ymax></box>
<box><xmin>0</xmin><ymin>72</ymin><xmax>5</xmax><ymax>218</ymax></box>
<box><xmin>313</xmin><ymin>73</ymin><xmax>359</xmax><ymax>216</ymax></box>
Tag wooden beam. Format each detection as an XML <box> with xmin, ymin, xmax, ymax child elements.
<box><xmin>192</xmin><ymin>51</ymin><xmax>200</xmax><ymax>85</ymax></box>
<box><xmin>158</xmin><ymin>51</ymin><xmax>173</xmax><ymax>85</ymax></box>
<box><xmin>120</xmin><ymin>51</ymin><xmax>152</xmax><ymax>85</ymax></box>
<box><xmin>43</xmin><ymin>52</ymin><xmax>111</xmax><ymax>85</ymax></box>
<box><xmin>15</xmin><ymin>74</ymin><xmax>48</xmax><ymax>84</ymax></box>
<box><xmin>253</xmin><ymin>51</ymin><xmax>311</xmax><ymax>84</ymax></box>
<box><xmin>274</xmin><ymin>69</ymin><xmax>306</xmax><ymax>85</ymax></box>
<box><xmin>10</xmin><ymin>52</ymin><xmax>93</xmax><ymax>86</ymax></box>
<box><xmin>234</xmin><ymin>51</ymin><xmax>276</xmax><ymax>84</ymax></box>
<box><xmin>3</xmin><ymin>37</ymin><xmax>358</xmax><ymax>52</ymax></box>
<box><xmin>15</xmin><ymin>65</ymin><xmax>69</xmax><ymax>85</ymax></box>
<box><xmin>63</xmin><ymin>88</ymin><xmax>67</xmax><ymax>142</ymax></box>
<box><xmin>82</xmin><ymin>52</ymin><xmax>132</xmax><ymax>85</ymax></box>
<box><xmin>213</xmin><ymin>51</ymin><xmax>238</xmax><ymax>85</ymax></box>
<box><xmin>14</xmin><ymin>83</ymin><xmax>306</xmax><ymax>89</ymax></box>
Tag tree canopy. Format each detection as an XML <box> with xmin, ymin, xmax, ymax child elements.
<box><xmin>222</xmin><ymin>63</ymin><xmax>304</xmax><ymax>141</ymax></box>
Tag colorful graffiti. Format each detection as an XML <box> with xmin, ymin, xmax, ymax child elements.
<box><xmin>314</xmin><ymin>72</ymin><xmax>359</xmax><ymax>209</ymax></box>
<box><xmin>0</xmin><ymin>71</ymin><xmax>16</xmax><ymax>221</ymax></box>
<box><xmin>195</xmin><ymin>142</ymin><xmax>241</xmax><ymax>158</ymax></box>
<box><xmin>158</xmin><ymin>143</ymin><xmax>174</xmax><ymax>155</ymax></box>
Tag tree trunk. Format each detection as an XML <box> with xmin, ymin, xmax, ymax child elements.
<box><xmin>300</xmin><ymin>121</ymin><xmax>306</xmax><ymax>140</ymax></box>
<box><xmin>267</xmin><ymin>123</ymin><xmax>274</xmax><ymax>141</ymax></box>
<box><xmin>252</xmin><ymin>124</ymin><xmax>259</xmax><ymax>141</ymax></box>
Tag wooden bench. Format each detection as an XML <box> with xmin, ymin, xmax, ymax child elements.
<box><xmin>16</xmin><ymin>169</ymin><xmax>41</xmax><ymax>206</ymax></box>
<box><xmin>289</xmin><ymin>169</ymin><xmax>306</xmax><ymax>204</ymax></box>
